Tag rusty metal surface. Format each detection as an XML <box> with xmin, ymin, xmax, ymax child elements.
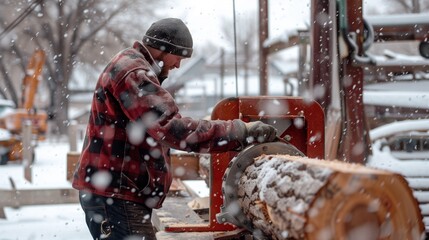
<box><xmin>336</xmin><ymin>0</ymin><xmax>371</xmax><ymax>164</ymax></box>
<box><xmin>310</xmin><ymin>0</ymin><xmax>332</xmax><ymax>112</ymax></box>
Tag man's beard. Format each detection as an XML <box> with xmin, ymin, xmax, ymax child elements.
<box><xmin>158</xmin><ymin>68</ymin><xmax>169</xmax><ymax>84</ymax></box>
<box><xmin>155</xmin><ymin>59</ymin><xmax>169</xmax><ymax>84</ymax></box>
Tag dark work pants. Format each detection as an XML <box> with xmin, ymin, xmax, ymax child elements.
<box><xmin>79</xmin><ymin>191</ymin><xmax>156</xmax><ymax>240</ymax></box>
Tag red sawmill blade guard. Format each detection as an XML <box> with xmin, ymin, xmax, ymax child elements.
<box><xmin>165</xmin><ymin>96</ymin><xmax>325</xmax><ymax>232</ymax></box>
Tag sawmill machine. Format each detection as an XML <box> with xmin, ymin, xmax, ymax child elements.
<box><xmin>158</xmin><ymin>0</ymin><xmax>428</xmax><ymax>238</ymax></box>
<box><xmin>163</xmin><ymin>96</ymin><xmax>424</xmax><ymax>239</ymax></box>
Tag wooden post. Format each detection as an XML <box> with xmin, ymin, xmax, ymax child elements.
<box><xmin>237</xmin><ymin>155</ymin><xmax>425</xmax><ymax>239</ymax></box>
<box><xmin>0</xmin><ymin>188</ymin><xmax>79</xmax><ymax>219</ymax></box>
<box><xmin>170</xmin><ymin>152</ymin><xmax>200</xmax><ymax>180</ymax></box>
<box><xmin>68</xmin><ymin>120</ymin><xmax>78</xmax><ymax>152</ymax></box>
<box><xmin>66</xmin><ymin>152</ymin><xmax>80</xmax><ymax>181</ymax></box>
<box><xmin>220</xmin><ymin>48</ymin><xmax>225</xmax><ymax>99</ymax></box>
<box><xmin>22</xmin><ymin>121</ymin><xmax>33</xmax><ymax>182</ymax></box>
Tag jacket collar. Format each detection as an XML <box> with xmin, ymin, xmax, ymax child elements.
<box><xmin>133</xmin><ymin>41</ymin><xmax>162</xmax><ymax>77</ymax></box>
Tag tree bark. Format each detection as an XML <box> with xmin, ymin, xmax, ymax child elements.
<box><xmin>237</xmin><ymin>155</ymin><xmax>424</xmax><ymax>240</ymax></box>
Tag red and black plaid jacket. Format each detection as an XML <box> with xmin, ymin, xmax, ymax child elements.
<box><xmin>72</xmin><ymin>41</ymin><xmax>246</xmax><ymax>208</ymax></box>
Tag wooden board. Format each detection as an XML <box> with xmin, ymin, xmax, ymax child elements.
<box><xmin>170</xmin><ymin>152</ymin><xmax>201</xmax><ymax>180</ymax></box>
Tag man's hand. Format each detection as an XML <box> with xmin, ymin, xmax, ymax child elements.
<box><xmin>244</xmin><ymin>121</ymin><xmax>277</xmax><ymax>144</ymax></box>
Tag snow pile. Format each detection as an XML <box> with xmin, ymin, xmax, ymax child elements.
<box><xmin>0</xmin><ymin>140</ymin><xmax>91</xmax><ymax>239</ymax></box>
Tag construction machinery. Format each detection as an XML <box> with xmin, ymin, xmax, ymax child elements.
<box><xmin>0</xmin><ymin>50</ymin><xmax>48</xmax><ymax>164</ymax></box>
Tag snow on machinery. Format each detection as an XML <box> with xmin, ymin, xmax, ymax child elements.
<box><xmin>0</xmin><ymin>50</ymin><xmax>48</xmax><ymax>164</ymax></box>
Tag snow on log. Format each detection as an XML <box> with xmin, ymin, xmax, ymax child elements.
<box><xmin>237</xmin><ymin>154</ymin><xmax>425</xmax><ymax>240</ymax></box>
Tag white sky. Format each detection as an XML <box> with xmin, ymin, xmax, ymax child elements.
<box><xmin>159</xmin><ymin>0</ymin><xmax>381</xmax><ymax>51</ymax></box>
<box><xmin>160</xmin><ymin>0</ymin><xmax>311</xmax><ymax>49</ymax></box>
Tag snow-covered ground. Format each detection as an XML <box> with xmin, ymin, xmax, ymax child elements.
<box><xmin>0</xmin><ymin>118</ymin><xmax>428</xmax><ymax>239</ymax></box>
<box><xmin>0</xmin><ymin>139</ymin><xmax>92</xmax><ymax>240</ymax></box>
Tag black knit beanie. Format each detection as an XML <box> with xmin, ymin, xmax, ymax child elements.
<box><xmin>143</xmin><ymin>18</ymin><xmax>193</xmax><ymax>58</ymax></box>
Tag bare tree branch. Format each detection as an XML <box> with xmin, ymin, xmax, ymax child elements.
<box><xmin>73</xmin><ymin>3</ymin><xmax>128</xmax><ymax>55</ymax></box>
<box><xmin>10</xmin><ymin>43</ymin><xmax>26</xmax><ymax>72</ymax></box>
<box><xmin>0</xmin><ymin>0</ymin><xmax>164</xmax><ymax>134</ymax></box>
<box><xmin>0</xmin><ymin>56</ymin><xmax>18</xmax><ymax>105</ymax></box>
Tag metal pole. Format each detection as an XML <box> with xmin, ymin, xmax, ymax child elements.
<box><xmin>220</xmin><ymin>48</ymin><xmax>225</xmax><ymax>99</ymax></box>
<box><xmin>297</xmin><ymin>30</ymin><xmax>309</xmax><ymax>95</ymax></box>
<box><xmin>337</xmin><ymin>0</ymin><xmax>371</xmax><ymax>164</ymax></box>
<box><xmin>258</xmin><ymin>0</ymin><xmax>269</xmax><ymax>95</ymax></box>
<box><xmin>310</xmin><ymin>0</ymin><xmax>332</xmax><ymax>112</ymax></box>
<box><xmin>232</xmin><ymin>0</ymin><xmax>239</xmax><ymax>97</ymax></box>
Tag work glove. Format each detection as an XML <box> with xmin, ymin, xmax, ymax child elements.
<box><xmin>244</xmin><ymin>121</ymin><xmax>277</xmax><ymax>144</ymax></box>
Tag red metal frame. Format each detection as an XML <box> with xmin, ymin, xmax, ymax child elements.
<box><xmin>165</xmin><ymin>96</ymin><xmax>325</xmax><ymax>232</ymax></box>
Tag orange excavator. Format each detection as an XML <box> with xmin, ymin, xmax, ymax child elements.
<box><xmin>0</xmin><ymin>50</ymin><xmax>48</xmax><ymax>164</ymax></box>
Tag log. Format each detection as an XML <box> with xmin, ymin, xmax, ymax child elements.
<box><xmin>237</xmin><ymin>154</ymin><xmax>425</xmax><ymax>240</ymax></box>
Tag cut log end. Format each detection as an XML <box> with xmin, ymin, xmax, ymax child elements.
<box><xmin>236</xmin><ymin>154</ymin><xmax>425</xmax><ymax>240</ymax></box>
<box><xmin>307</xmin><ymin>172</ymin><xmax>424</xmax><ymax>240</ymax></box>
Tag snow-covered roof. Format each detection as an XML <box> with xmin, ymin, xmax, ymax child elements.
<box><xmin>363</xmin><ymin>91</ymin><xmax>429</xmax><ymax>109</ymax></box>
<box><xmin>263</xmin><ymin>29</ymin><xmax>300</xmax><ymax>49</ymax></box>
<box><xmin>370</xmin><ymin>119</ymin><xmax>429</xmax><ymax>141</ymax></box>
<box><xmin>366</xmin><ymin>13</ymin><xmax>429</xmax><ymax>27</ymax></box>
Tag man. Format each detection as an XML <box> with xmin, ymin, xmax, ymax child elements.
<box><xmin>72</xmin><ymin>18</ymin><xmax>277</xmax><ymax>240</ymax></box>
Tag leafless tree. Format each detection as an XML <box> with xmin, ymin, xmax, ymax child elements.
<box><xmin>0</xmin><ymin>0</ymin><xmax>163</xmax><ymax>134</ymax></box>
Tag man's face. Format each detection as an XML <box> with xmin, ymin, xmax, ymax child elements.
<box><xmin>158</xmin><ymin>53</ymin><xmax>185</xmax><ymax>81</ymax></box>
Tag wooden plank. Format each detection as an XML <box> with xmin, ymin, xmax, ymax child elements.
<box><xmin>0</xmin><ymin>188</ymin><xmax>79</xmax><ymax>207</ymax></box>
<box><xmin>414</xmin><ymin>191</ymin><xmax>429</xmax><ymax>204</ymax></box>
<box><xmin>168</xmin><ymin>178</ymin><xmax>187</xmax><ymax>195</ymax></box>
<box><xmin>182</xmin><ymin>180</ymin><xmax>209</xmax><ymax>198</ymax></box>
<box><xmin>407</xmin><ymin>178</ymin><xmax>429</xmax><ymax>190</ymax></box>
<box><xmin>156</xmin><ymin>231</ymin><xmax>216</xmax><ymax>240</ymax></box>
<box><xmin>170</xmin><ymin>152</ymin><xmax>200</xmax><ymax>180</ymax></box>
<box><xmin>152</xmin><ymin>195</ymin><xmax>206</xmax><ymax>232</ymax></box>
<box><xmin>0</xmin><ymin>188</ymin><xmax>79</xmax><ymax>219</ymax></box>
<box><xmin>156</xmin><ymin>228</ymin><xmax>252</xmax><ymax>240</ymax></box>
<box><xmin>420</xmin><ymin>203</ymin><xmax>429</xmax><ymax>215</ymax></box>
